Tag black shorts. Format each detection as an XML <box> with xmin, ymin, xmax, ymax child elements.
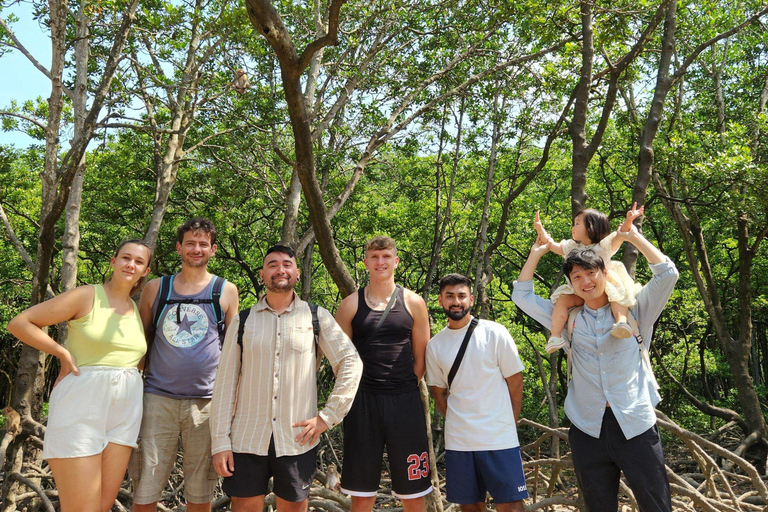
<box><xmin>222</xmin><ymin>437</ymin><xmax>317</xmax><ymax>502</ymax></box>
<box><xmin>341</xmin><ymin>390</ymin><xmax>432</xmax><ymax>499</ymax></box>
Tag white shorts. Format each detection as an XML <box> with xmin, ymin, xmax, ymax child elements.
<box><xmin>43</xmin><ymin>366</ymin><xmax>143</xmax><ymax>459</ymax></box>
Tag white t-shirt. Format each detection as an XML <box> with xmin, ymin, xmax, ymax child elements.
<box><xmin>425</xmin><ymin>317</ymin><xmax>524</xmax><ymax>451</ymax></box>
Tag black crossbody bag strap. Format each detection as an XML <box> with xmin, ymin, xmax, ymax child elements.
<box><xmin>361</xmin><ymin>285</ymin><xmax>401</xmax><ymax>345</ymax></box>
<box><xmin>447</xmin><ymin>317</ymin><xmax>479</xmax><ymax>389</ymax></box>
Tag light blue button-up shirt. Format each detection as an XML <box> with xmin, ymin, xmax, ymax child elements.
<box><xmin>512</xmin><ymin>258</ymin><xmax>678</xmax><ymax>440</ymax></box>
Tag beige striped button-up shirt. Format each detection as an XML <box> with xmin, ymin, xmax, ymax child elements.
<box><xmin>211</xmin><ymin>293</ymin><xmax>362</xmax><ymax>457</ymax></box>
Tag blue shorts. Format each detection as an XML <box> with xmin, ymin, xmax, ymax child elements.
<box><xmin>445</xmin><ymin>447</ymin><xmax>528</xmax><ymax>504</ymax></box>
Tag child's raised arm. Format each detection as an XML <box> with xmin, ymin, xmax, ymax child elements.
<box><xmin>534</xmin><ymin>212</ymin><xmax>564</xmax><ymax>255</ymax></box>
<box><xmin>611</xmin><ymin>202</ymin><xmax>645</xmax><ymax>252</ymax></box>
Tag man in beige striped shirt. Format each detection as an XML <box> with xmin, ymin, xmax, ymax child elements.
<box><xmin>210</xmin><ymin>245</ymin><xmax>362</xmax><ymax>512</ymax></box>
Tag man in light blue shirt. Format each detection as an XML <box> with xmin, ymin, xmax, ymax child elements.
<box><xmin>512</xmin><ymin>225</ymin><xmax>678</xmax><ymax>512</ymax></box>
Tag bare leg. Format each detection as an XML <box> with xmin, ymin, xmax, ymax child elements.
<box><xmin>132</xmin><ymin>504</ymin><xmax>158</xmax><ymax>512</ymax></box>
<box><xmin>231</xmin><ymin>495</ymin><xmax>265</xmax><ymax>512</ymax></box>
<box><xmin>350</xmin><ymin>496</ymin><xmax>377</xmax><ymax>512</ymax></box>
<box><xmin>100</xmin><ymin>443</ymin><xmax>133</xmax><ymax>512</ymax></box>
<box><xmin>276</xmin><ymin>496</ymin><xmax>309</xmax><ymax>512</ymax></box>
<box><xmin>550</xmin><ymin>298</ymin><xmax>569</xmax><ymax>338</ymax></box>
<box><xmin>186</xmin><ymin>502</ymin><xmax>212</xmax><ymax>512</ymax></box>
<box><xmin>551</xmin><ymin>294</ymin><xmax>584</xmax><ymax>337</ymax></box>
<box><xmin>546</xmin><ymin>294</ymin><xmax>585</xmax><ymax>353</ymax></box>
<box><xmin>401</xmin><ymin>496</ymin><xmax>427</xmax><ymax>512</ymax></box>
<box><xmin>459</xmin><ymin>502</ymin><xmax>486</xmax><ymax>512</ymax></box>
<box><xmin>610</xmin><ymin>302</ymin><xmax>629</xmax><ymax>325</ymax></box>
<box><xmin>495</xmin><ymin>500</ymin><xmax>525</xmax><ymax>512</ymax></box>
<box><xmin>49</xmin><ymin>454</ymin><xmax>102</xmax><ymax>512</ymax></box>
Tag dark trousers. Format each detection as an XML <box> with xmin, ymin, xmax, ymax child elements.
<box><xmin>568</xmin><ymin>408</ymin><xmax>672</xmax><ymax>512</ymax></box>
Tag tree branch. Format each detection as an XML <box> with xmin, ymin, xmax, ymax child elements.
<box><xmin>0</xmin><ymin>111</ymin><xmax>47</xmax><ymax>131</ymax></box>
<box><xmin>7</xmin><ymin>473</ymin><xmax>55</xmax><ymax>512</ymax></box>
<box><xmin>672</xmin><ymin>5</ymin><xmax>768</xmax><ymax>86</ymax></box>
<box><xmin>297</xmin><ymin>0</ymin><xmax>347</xmax><ymax>72</ymax></box>
<box><xmin>0</xmin><ymin>202</ymin><xmax>36</xmax><ymax>272</ymax></box>
<box><xmin>0</xmin><ymin>16</ymin><xmax>75</xmax><ymax>100</ymax></box>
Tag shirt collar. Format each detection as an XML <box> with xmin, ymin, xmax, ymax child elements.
<box><xmin>582</xmin><ymin>302</ymin><xmax>611</xmax><ymax>316</ymax></box>
<box><xmin>254</xmin><ymin>291</ymin><xmax>298</xmax><ymax>313</ymax></box>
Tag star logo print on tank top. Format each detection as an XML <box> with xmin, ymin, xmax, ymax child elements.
<box><xmin>162</xmin><ymin>304</ymin><xmax>209</xmax><ymax>348</ymax></box>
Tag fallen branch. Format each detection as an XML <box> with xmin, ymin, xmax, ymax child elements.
<box><xmin>7</xmin><ymin>472</ymin><xmax>56</xmax><ymax>512</ymax></box>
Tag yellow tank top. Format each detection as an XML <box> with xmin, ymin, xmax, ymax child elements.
<box><xmin>66</xmin><ymin>284</ymin><xmax>146</xmax><ymax>367</ymax></box>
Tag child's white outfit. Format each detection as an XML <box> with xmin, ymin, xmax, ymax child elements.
<box><xmin>551</xmin><ymin>231</ymin><xmax>642</xmax><ymax>307</ymax></box>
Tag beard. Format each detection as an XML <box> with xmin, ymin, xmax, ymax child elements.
<box><xmin>443</xmin><ymin>305</ymin><xmax>471</xmax><ymax>321</ymax></box>
<box><xmin>265</xmin><ymin>276</ymin><xmax>295</xmax><ymax>293</ymax></box>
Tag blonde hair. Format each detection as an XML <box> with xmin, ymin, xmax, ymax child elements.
<box><xmin>365</xmin><ymin>235</ymin><xmax>397</xmax><ymax>254</ymax></box>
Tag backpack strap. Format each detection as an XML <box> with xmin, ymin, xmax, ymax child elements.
<box><xmin>210</xmin><ymin>276</ymin><xmax>226</xmax><ymax>346</ymax></box>
<box><xmin>152</xmin><ymin>275</ymin><xmax>174</xmax><ymax>331</ymax></box>
<box><xmin>628</xmin><ymin>310</ymin><xmax>659</xmax><ymax>391</ymax></box>
<box><xmin>565</xmin><ymin>306</ymin><xmax>581</xmax><ymax>383</ymax></box>
<box><xmin>145</xmin><ymin>275</ymin><xmax>174</xmax><ymax>373</ymax></box>
<box><xmin>309</xmin><ymin>303</ymin><xmax>322</xmax><ymax>368</ymax></box>
<box><xmin>309</xmin><ymin>303</ymin><xmax>320</xmax><ymax>353</ymax></box>
<box><xmin>237</xmin><ymin>308</ymin><xmax>252</xmax><ymax>367</ymax></box>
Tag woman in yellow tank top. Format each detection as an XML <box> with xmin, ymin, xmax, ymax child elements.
<box><xmin>7</xmin><ymin>239</ymin><xmax>152</xmax><ymax>512</ymax></box>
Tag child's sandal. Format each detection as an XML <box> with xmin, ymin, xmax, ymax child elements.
<box><xmin>545</xmin><ymin>336</ymin><xmax>569</xmax><ymax>354</ymax></box>
<box><xmin>610</xmin><ymin>322</ymin><xmax>632</xmax><ymax>338</ymax></box>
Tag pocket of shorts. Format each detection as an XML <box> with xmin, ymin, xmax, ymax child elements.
<box><xmin>128</xmin><ymin>445</ymin><xmax>142</xmax><ymax>482</ymax></box>
<box><xmin>208</xmin><ymin>458</ymin><xmax>219</xmax><ymax>481</ymax></box>
<box><xmin>289</xmin><ymin>326</ymin><xmax>314</xmax><ymax>353</ymax></box>
<box><xmin>47</xmin><ymin>373</ymin><xmax>75</xmax><ymax>410</ymax></box>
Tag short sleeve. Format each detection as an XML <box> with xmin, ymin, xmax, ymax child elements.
<box><xmin>598</xmin><ymin>231</ymin><xmax>619</xmax><ymax>258</ymax></box>
<box><xmin>495</xmin><ymin>326</ymin><xmax>525</xmax><ymax>378</ymax></box>
<box><xmin>560</xmin><ymin>239</ymin><xmax>578</xmax><ymax>256</ymax></box>
<box><xmin>425</xmin><ymin>342</ymin><xmax>448</xmax><ymax>389</ymax></box>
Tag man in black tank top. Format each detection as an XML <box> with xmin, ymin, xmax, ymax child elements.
<box><xmin>335</xmin><ymin>236</ymin><xmax>433</xmax><ymax>512</ymax></box>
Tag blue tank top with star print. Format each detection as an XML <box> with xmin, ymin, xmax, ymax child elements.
<box><xmin>144</xmin><ymin>275</ymin><xmax>223</xmax><ymax>399</ymax></box>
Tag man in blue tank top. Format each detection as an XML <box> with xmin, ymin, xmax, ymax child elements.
<box><xmin>130</xmin><ymin>218</ymin><xmax>239</xmax><ymax>512</ymax></box>
<box><xmin>335</xmin><ymin>236</ymin><xmax>433</xmax><ymax>512</ymax></box>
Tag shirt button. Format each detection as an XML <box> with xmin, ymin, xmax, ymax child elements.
<box><xmin>276</xmin><ymin>352</ymin><xmax>280</xmax><ymax>356</ymax></box>
<box><xmin>273</xmin><ymin>418</ymin><xmax>276</xmax><ymax>421</ymax></box>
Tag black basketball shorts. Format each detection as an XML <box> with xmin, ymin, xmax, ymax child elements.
<box><xmin>340</xmin><ymin>390</ymin><xmax>432</xmax><ymax>499</ymax></box>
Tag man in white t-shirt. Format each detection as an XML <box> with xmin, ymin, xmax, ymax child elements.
<box><xmin>426</xmin><ymin>274</ymin><xmax>527</xmax><ymax>512</ymax></box>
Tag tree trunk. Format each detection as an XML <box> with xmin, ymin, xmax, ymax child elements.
<box><xmin>420</xmin><ymin>379</ymin><xmax>443</xmax><ymax>512</ymax></box>
<box><xmin>246</xmin><ymin>0</ymin><xmax>356</xmax><ymax>296</ymax></box>
<box><xmin>568</xmin><ymin>1</ymin><xmax>593</xmax><ymax>217</ymax></box>
<box><xmin>300</xmin><ymin>242</ymin><xmax>314</xmax><ymax>302</ymax></box>
<box><xmin>423</xmin><ymin>98</ymin><xmax>463</xmax><ymax>298</ymax></box>
<box><xmin>473</xmin><ymin>92</ymin><xmax>502</xmax><ymax>318</ymax></box>
<box><xmin>624</xmin><ymin>0</ymin><xmax>677</xmax><ymax>277</ymax></box>
<box><xmin>144</xmin><ymin>114</ymin><xmax>189</xmax><ymax>251</ymax></box>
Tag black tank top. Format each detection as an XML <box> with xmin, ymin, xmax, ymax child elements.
<box><xmin>351</xmin><ymin>287</ymin><xmax>417</xmax><ymax>394</ymax></box>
